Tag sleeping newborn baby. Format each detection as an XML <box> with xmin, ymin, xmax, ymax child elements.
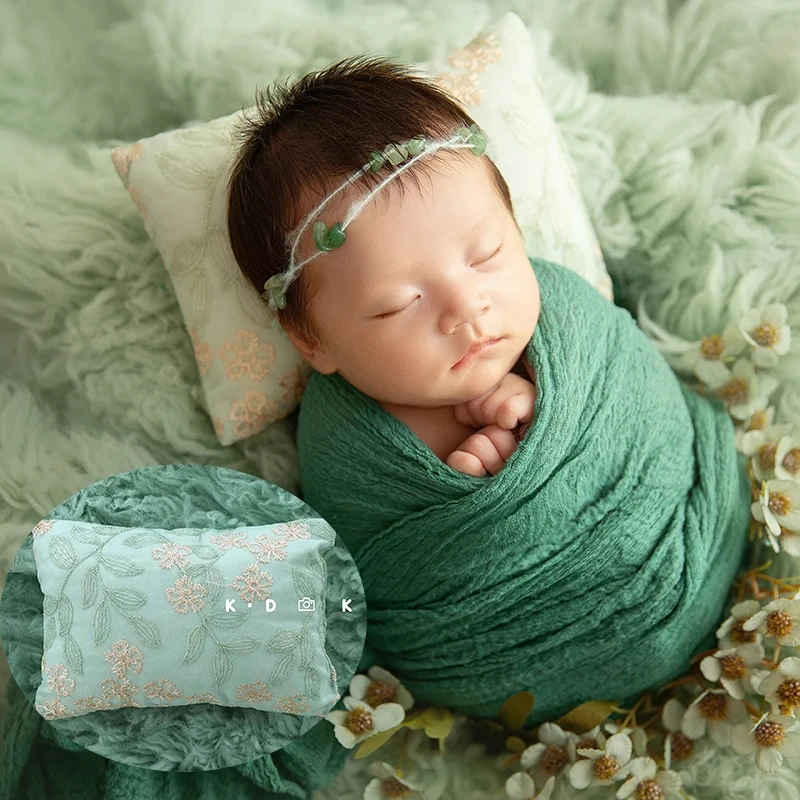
<box><xmin>278</xmin><ymin>143</ymin><xmax>540</xmax><ymax>479</ymax></box>
<box><xmin>226</xmin><ymin>55</ymin><xmax>753</xmax><ymax>728</ymax></box>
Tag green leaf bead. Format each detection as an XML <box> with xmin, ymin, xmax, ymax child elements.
<box><xmin>469</xmin><ymin>131</ymin><xmax>486</xmax><ymax>156</ymax></box>
<box><xmin>368</xmin><ymin>151</ymin><xmax>385</xmax><ymax>172</ymax></box>
<box><xmin>326</xmin><ymin>222</ymin><xmax>346</xmax><ymax>249</ymax></box>
<box><xmin>383</xmin><ymin>143</ymin><xmax>407</xmax><ymax>166</ymax></box>
<box><xmin>405</xmin><ymin>136</ymin><xmax>426</xmax><ymax>156</ymax></box>
<box><xmin>313</xmin><ymin>220</ymin><xmax>334</xmax><ymax>251</ymax></box>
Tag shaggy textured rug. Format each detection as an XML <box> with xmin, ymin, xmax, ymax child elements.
<box><xmin>1</xmin><ymin>0</ymin><xmax>800</xmax><ymax>797</ymax></box>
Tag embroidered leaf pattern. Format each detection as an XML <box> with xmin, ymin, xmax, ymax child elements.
<box><xmin>73</xmin><ymin>526</ymin><xmax>108</xmax><ymax>547</ymax></box>
<box><xmin>49</xmin><ymin>536</ymin><xmax>76</xmax><ymax>570</ymax></box>
<box><xmin>81</xmin><ymin>566</ymin><xmax>100</xmax><ymax>608</ymax></box>
<box><xmin>43</xmin><ymin>615</ymin><xmax>56</xmax><ymax>651</ymax></box>
<box><xmin>106</xmin><ymin>588</ymin><xmax>147</xmax><ymax>611</ymax></box>
<box><xmin>122</xmin><ymin>530</ymin><xmax>170</xmax><ymax>548</ymax></box>
<box><xmin>99</xmin><ymin>554</ymin><xmax>144</xmax><ymax>577</ymax></box>
<box><xmin>63</xmin><ymin>633</ymin><xmax>83</xmax><ymax>675</ymax></box>
<box><xmin>191</xmin><ymin>545</ymin><xmax>217</xmax><ymax>560</ymax></box>
<box><xmin>220</xmin><ymin>636</ymin><xmax>260</xmax><ymax>655</ymax></box>
<box><xmin>212</xmin><ymin>646</ymin><xmax>233</xmax><ymax>685</ymax></box>
<box><xmin>206</xmin><ymin>611</ymin><xmax>248</xmax><ymax>628</ymax></box>
<box><xmin>183</xmin><ymin>625</ymin><xmax>206</xmax><ymax>664</ymax></box>
<box><xmin>292</xmin><ymin>566</ymin><xmax>318</xmax><ymax>600</ymax></box>
<box><xmin>93</xmin><ymin>600</ymin><xmax>111</xmax><ymax>646</ymax></box>
<box><xmin>269</xmin><ymin>653</ymin><xmax>294</xmax><ymax>686</ymax></box>
<box><xmin>129</xmin><ymin>616</ymin><xmax>161</xmax><ymax>648</ymax></box>
<box><xmin>267</xmin><ymin>630</ymin><xmax>301</xmax><ymax>652</ymax></box>
<box><xmin>57</xmin><ymin>596</ymin><xmax>74</xmax><ymax>636</ymax></box>
<box><xmin>299</xmin><ymin>627</ymin><xmax>314</xmax><ymax>671</ymax></box>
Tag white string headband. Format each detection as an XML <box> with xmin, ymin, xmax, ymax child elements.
<box><xmin>261</xmin><ymin>123</ymin><xmax>489</xmax><ymax>332</ymax></box>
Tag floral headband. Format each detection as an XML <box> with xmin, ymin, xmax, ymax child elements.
<box><xmin>261</xmin><ymin>123</ymin><xmax>489</xmax><ymax>328</ymax></box>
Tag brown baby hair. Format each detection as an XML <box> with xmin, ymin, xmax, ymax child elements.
<box><xmin>226</xmin><ymin>54</ymin><xmax>517</xmax><ymax>350</ymax></box>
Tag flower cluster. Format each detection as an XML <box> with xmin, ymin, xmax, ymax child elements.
<box><xmin>320</xmin><ymin>302</ymin><xmax>800</xmax><ymax>799</ymax></box>
<box><xmin>681</xmin><ymin>303</ymin><xmax>799</xmax><ymax>554</ymax></box>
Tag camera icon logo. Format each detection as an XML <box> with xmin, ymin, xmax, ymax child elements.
<box><xmin>298</xmin><ymin>596</ymin><xmax>316</xmax><ymax>612</ymax></box>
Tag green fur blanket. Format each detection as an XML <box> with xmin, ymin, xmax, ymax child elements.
<box><xmin>296</xmin><ymin>257</ymin><xmax>753</xmax><ymax>725</ymax></box>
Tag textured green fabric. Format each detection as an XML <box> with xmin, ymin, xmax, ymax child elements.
<box><xmin>297</xmin><ymin>256</ymin><xmax>753</xmax><ymax>727</ymax></box>
<box><xmin>0</xmin><ymin>465</ymin><xmax>363</xmax><ymax>798</ymax></box>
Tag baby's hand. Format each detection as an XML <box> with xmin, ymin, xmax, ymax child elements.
<box><xmin>453</xmin><ymin>372</ymin><xmax>536</xmax><ymax>431</ymax></box>
<box><xmin>445</xmin><ymin>424</ymin><xmax>519</xmax><ymax>477</ymax></box>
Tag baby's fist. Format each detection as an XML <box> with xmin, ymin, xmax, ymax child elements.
<box><xmin>445</xmin><ymin>424</ymin><xmax>519</xmax><ymax>477</ymax></box>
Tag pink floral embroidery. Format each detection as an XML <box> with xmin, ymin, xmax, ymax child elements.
<box><xmin>184</xmin><ymin>692</ymin><xmax>220</xmax><ymax>704</ymax></box>
<box><xmin>105</xmin><ymin>639</ymin><xmax>144</xmax><ymax>679</ymax></box>
<box><xmin>143</xmin><ymin>679</ymin><xmax>184</xmax><ymax>700</ymax></box>
<box><xmin>36</xmin><ymin>698</ymin><xmax>73</xmax><ymax>720</ymax></box>
<box><xmin>209</xmin><ymin>531</ymin><xmax>249</xmax><ymax>551</ymax></box>
<box><xmin>110</xmin><ymin>141</ymin><xmax>144</xmax><ymax>179</ymax></box>
<box><xmin>32</xmin><ymin>520</ymin><xmax>54</xmax><ymax>538</ymax></box>
<box><xmin>151</xmin><ymin>542</ymin><xmax>192</xmax><ymax>570</ymax></box>
<box><xmin>100</xmin><ymin>677</ymin><xmax>140</xmax><ymax>703</ymax></box>
<box><xmin>277</xmin><ymin>362</ymin><xmax>313</xmax><ymax>400</ymax></box>
<box><xmin>45</xmin><ymin>664</ymin><xmax>76</xmax><ymax>697</ymax></box>
<box><xmin>227</xmin><ymin>388</ymin><xmax>278</xmax><ymax>440</ymax></box>
<box><xmin>218</xmin><ymin>330</ymin><xmax>275</xmax><ymax>381</ymax></box>
<box><xmin>270</xmin><ymin>521</ymin><xmax>311</xmax><ymax>542</ymax></box>
<box><xmin>248</xmin><ymin>533</ymin><xmax>289</xmax><ymax>564</ymax></box>
<box><xmin>236</xmin><ymin>681</ymin><xmax>273</xmax><ymax>703</ymax></box>
<box><xmin>231</xmin><ymin>562</ymin><xmax>273</xmax><ymax>602</ymax></box>
<box><xmin>126</xmin><ymin>183</ymin><xmax>147</xmax><ymax>220</ymax></box>
<box><xmin>434</xmin><ymin>30</ymin><xmax>502</xmax><ymax>107</ymax></box>
<box><xmin>73</xmin><ymin>696</ymin><xmax>114</xmax><ymax>713</ymax></box>
<box><xmin>165</xmin><ymin>574</ymin><xmax>208</xmax><ymax>613</ymax></box>
<box><xmin>187</xmin><ymin>327</ymin><xmax>213</xmax><ymax>377</ymax></box>
<box><xmin>273</xmin><ymin>694</ymin><xmax>311</xmax><ymax>714</ymax></box>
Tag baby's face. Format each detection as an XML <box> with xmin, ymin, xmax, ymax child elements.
<box><xmin>285</xmin><ymin>150</ymin><xmax>540</xmax><ymax>410</ymax></box>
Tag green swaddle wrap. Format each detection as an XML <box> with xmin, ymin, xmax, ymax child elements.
<box><xmin>297</xmin><ymin>256</ymin><xmax>753</xmax><ymax>727</ymax></box>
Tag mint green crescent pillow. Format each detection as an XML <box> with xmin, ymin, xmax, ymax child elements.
<box><xmin>31</xmin><ymin>518</ymin><xmax>341</xmax><ymax>720</ymax></box>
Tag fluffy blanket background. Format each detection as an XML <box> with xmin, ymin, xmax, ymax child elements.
<box><xmin>1</xmin><ymin>0</ymin><xmax>800</xmax><ymax>798</ymax></box>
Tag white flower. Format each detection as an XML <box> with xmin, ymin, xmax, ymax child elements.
<box><xmin>699</xmin><ymin>642</ymin><xmax>765</xmax><ymax>699</ymax></box>
<box><xmin>716</xmin><ymin>599</ymin><xmax>764</xmax><ymax>650</ymax></box>
<box><xmin>364</xmin><ymin>761</ymin><xmax>423</xmax><ymax>800</ymax></box>
<box><xmin>681</xmin><ymin>321</ymin><xmax>748</xmax><ymax>384</ymax></box>
<box><xmin>520</xmin><ymin>721</ymin><xmax>580</xmax><ymax>786</ymax></box>
<box><xmin>744</xmin><ymin>596</ymin><xmax>800</xmax><ymax>647</ymax></box>
<box><xmin>755</xmin><ymin>656</ymin><xmax>800</xmax><ymax>716</ymax></box>
<box><xmin>661</xmin><ymin>697</ymin><xmax>715</xmax><ymax>770</ymax></box>
<box><xmin>570</xmin><ymin>733</ymin><xmax>634</xmax><ymax>789</ymax></box>
<box><xmin>602</xmin><ymin>723</ymin><xmax>648</xmax><ymax>757</ymax></box>
<box><xmin>739</xmin><ymin>304</ymin><xmax>792</xmax><ymax>368</ymax></box>
<box><xmin>751</xmin><ymin>479</ymin><xmax>800</xmax><ymax>538</ymax></box>
<box><xmin>681</xmin><ymin>688</ymin><xmax>749</xmax><ymax>747</ymax></box>
<box><xmin>348</xmin><ymin>666</ymin><xmax>415</xmax><ymax>711</ymax></box>
<box><xmin>734</xmin><ymin>406</ymin><xmax>776</xmax><ymax>454</ymax></box>
<box><xmin>702</xmin><ymin>357</ymin><xmax>779</xmax><ymax>420</ymax></box>
<box><xmin>731</xmin><ymin>711</ymin><xmax>800</xmax><ymax>772</ymax></box>
<box><xmin>615</xmin><ymin>756</ymin><xmax>683</xmax><ymax>799</ymax></box>
<box><xmin>740</xmin><ymin>422</ymin><xmax>795</xmax><ymax>483</ymax></box>
<box><xmin>775</xmin><ymin>431</ymin><xmax>800</xmax><ymax>483</ymax></box>
<box><xmin>505</xmin><ymin>772</ymin><xmax>555</xmax><ymax>800</ymax></box>
<box><xmin>323</xmin><ymin>696</ymin><xmax>405</xmax><ymax>748</ymax></box>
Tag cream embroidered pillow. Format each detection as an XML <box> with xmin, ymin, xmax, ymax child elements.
<box><xmin>110</xmin><ymin>10</ymin><xmax>610</xmax><ymax>446</ymax></box>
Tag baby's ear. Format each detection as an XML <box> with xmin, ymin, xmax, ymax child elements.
<box><xmin>282</xmin><ymin>327</ymin><xmax>337</xmax><ymax>375</ymax></box>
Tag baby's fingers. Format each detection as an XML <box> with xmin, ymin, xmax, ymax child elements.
<box><xmin>496</xmin><ymin>392</ymin><xmax>534</xmax><ymax>430</ymax></box>
<box><xmin>446</xmin><ymin>425</ymin><xmax>518</xmax><ymax>477</ymax></box>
